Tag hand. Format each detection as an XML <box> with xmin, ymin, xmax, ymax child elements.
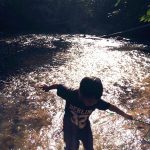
<box><xmin>124</xmin><ymin>114</ymin><xmax>133</xmax><ymax>120</ymax></box>
<box><xmin>40</xmin><ymin>84</ymin><xmax>50</xmax><ymax>92</ymax></box>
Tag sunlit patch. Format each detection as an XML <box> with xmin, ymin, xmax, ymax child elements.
<box><xmin>0</xmin><ymin>34</ymin><xmax>150</xmax><ymax>149</ymax></box>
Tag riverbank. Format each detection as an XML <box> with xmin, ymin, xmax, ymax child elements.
<box><xmin>1</xmin><ymin>24</ymin><xmax>150</xmax><ymax>46</ymax></box>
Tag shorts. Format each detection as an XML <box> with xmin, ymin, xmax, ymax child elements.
<box><xmin>63</xmin><ymin>119</ymin><xmax>94</xmax><ymax>150</ymax></box>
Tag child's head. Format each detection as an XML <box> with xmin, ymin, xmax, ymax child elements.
<box><xmin>79</xmin><ymin>77</ymin><xmax>103</xmax><ymax>106</ymax></box>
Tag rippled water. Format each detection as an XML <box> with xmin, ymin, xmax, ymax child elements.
<box><xmin>0</xmin><ymin>34</ymin><xmax>150</xmax><ymax>150</ymax></box>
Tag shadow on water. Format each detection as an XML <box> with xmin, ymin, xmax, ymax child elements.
<box><xmin>0</xmin><ymin>34</ymin><xmax>72</xmax><ymax>80</ymax></box>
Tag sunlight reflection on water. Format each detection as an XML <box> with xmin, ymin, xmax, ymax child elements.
<box><xmin>0</xmin><ymin>34</ymin><xmax>150</xmax><ymax>150</ymax></box>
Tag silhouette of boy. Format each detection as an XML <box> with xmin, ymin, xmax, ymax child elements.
<box><xmin>41</xmin><ymin>77</ymin><xmax>133</xmax><ymax>150</ymax></box>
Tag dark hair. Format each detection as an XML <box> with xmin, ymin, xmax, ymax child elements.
<box><xmin>79</xmin><ymin>77</ymin><xmax>103</xmax><ymax>99</ymax></box>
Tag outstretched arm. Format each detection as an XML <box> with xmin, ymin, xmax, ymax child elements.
<box><xmin>40</xmin><ymin>84</ymin><xmax>59</xmax><ymax>92</ymax></box>
<box><xmin>40</xmin><ymin>84</ymin><xmax>72</xmax><ymax>100</ymax></box>
<box><xmin>109</xmin><ymin>104</ymin><xmax>133</xmax><ymax>120</ymax></box>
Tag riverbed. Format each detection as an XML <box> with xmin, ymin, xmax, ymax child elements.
<box><xmin>0</xmin><ymin>34</ymin><xmax>150</xmax><ymax>150</ymax></box>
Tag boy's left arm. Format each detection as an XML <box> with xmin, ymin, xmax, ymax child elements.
<box><xmin>108</xmin><ymin>104</ymin><xmax>133</xmax><ymax>120</ymax></box>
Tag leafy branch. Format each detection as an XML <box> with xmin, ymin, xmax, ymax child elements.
<box><xmin>115</xmin><ymin>0</ymin><xmax>150</xmax><ymax>22</ymax></box>
<box><xmin>140</xmin><ymin>6</ymin><xmax>150</xmax><ymax>22</ymax></box>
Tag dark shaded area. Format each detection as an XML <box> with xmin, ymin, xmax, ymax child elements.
<box><xmin>123</xmin><ymin>26</ymin><xmax>150</xmax><ymax>44</ymax></box>
<box><xmin>0</xmin><ymin>35</ymin><xmax>71</xmax><ymax>80</ymax></box>
<box><xmin>108</xmin><ymin>25</ymin><xmax>150</xmax><ymax>45</ymax></box>
<box><xmin>0</xmin><ymin>0</ymin><xmax>149</xmax><ymax>37</ymax></box>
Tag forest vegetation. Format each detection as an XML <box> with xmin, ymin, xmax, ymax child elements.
<box><xmin>0</xmin><ymin>0</ymin><xmax>149</xmax><ymax>35</ymax></box>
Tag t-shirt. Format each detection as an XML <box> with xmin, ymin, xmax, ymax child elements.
<box><xmin>57</xmin><ymin>84</ymin><xmax>111</xmax><ymax>129</ymax></box>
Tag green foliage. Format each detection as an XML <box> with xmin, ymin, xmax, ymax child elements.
<box><xmin>115</xmin><ymin>0</ymin><xmax>121</xmax><ymax>7</ymax></box>
<box><xmin>115</xmin><ymin>0</ymin><xmax>150</xmax><ymax>23</ymax></box>
<box><xmin>140</xmin><ymin>8</ymin><xmax>150</xmax><ymax>22</ymax></box>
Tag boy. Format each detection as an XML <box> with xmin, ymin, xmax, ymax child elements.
<box><xmin>40</xmin><ymin>77</ymin><xmax>133</xmax><ymax>150</ymax></box>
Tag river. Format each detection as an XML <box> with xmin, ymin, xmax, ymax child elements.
<box><xmin>0</xmin><ymin>34</ymin><xmax>150</xmax><ymax>150</ymax></box>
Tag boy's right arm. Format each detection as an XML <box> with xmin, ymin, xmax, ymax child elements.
<box><xmin>40</xmin><ymin>84</ymin><xmax>59</xmax><ymax>92</ymax></box>
<box><xmin>40</xmin><ymin>84</ymin><xmax>72</xmax><ymax>100</ymax></box>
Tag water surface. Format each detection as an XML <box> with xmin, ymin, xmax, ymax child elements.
<box><xmin>0</xmin><ymin>34</ymin><xmax>150</xmax><ymax>150</ymax></box>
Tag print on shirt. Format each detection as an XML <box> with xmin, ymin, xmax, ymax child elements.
<box><xmin>69</xmin><ymin>104</ymin><xmax>93</xmax><ymax>128</ymax></box>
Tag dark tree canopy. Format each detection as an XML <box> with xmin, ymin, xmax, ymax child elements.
<box><xmin>0</xmin><ymin>0</ymin><xmax>149</xmax><ymax>34</ymax></box>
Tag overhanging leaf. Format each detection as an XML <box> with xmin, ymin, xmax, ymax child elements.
<box><xmin>115</xmin><ymin>0</ymin><xmax>121</xmax><ymax>7</ymax></box>
<box><xmin>146</xmin><ymin>9</ymin><xmax>150</xmax><ymax>16</ymax></box>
